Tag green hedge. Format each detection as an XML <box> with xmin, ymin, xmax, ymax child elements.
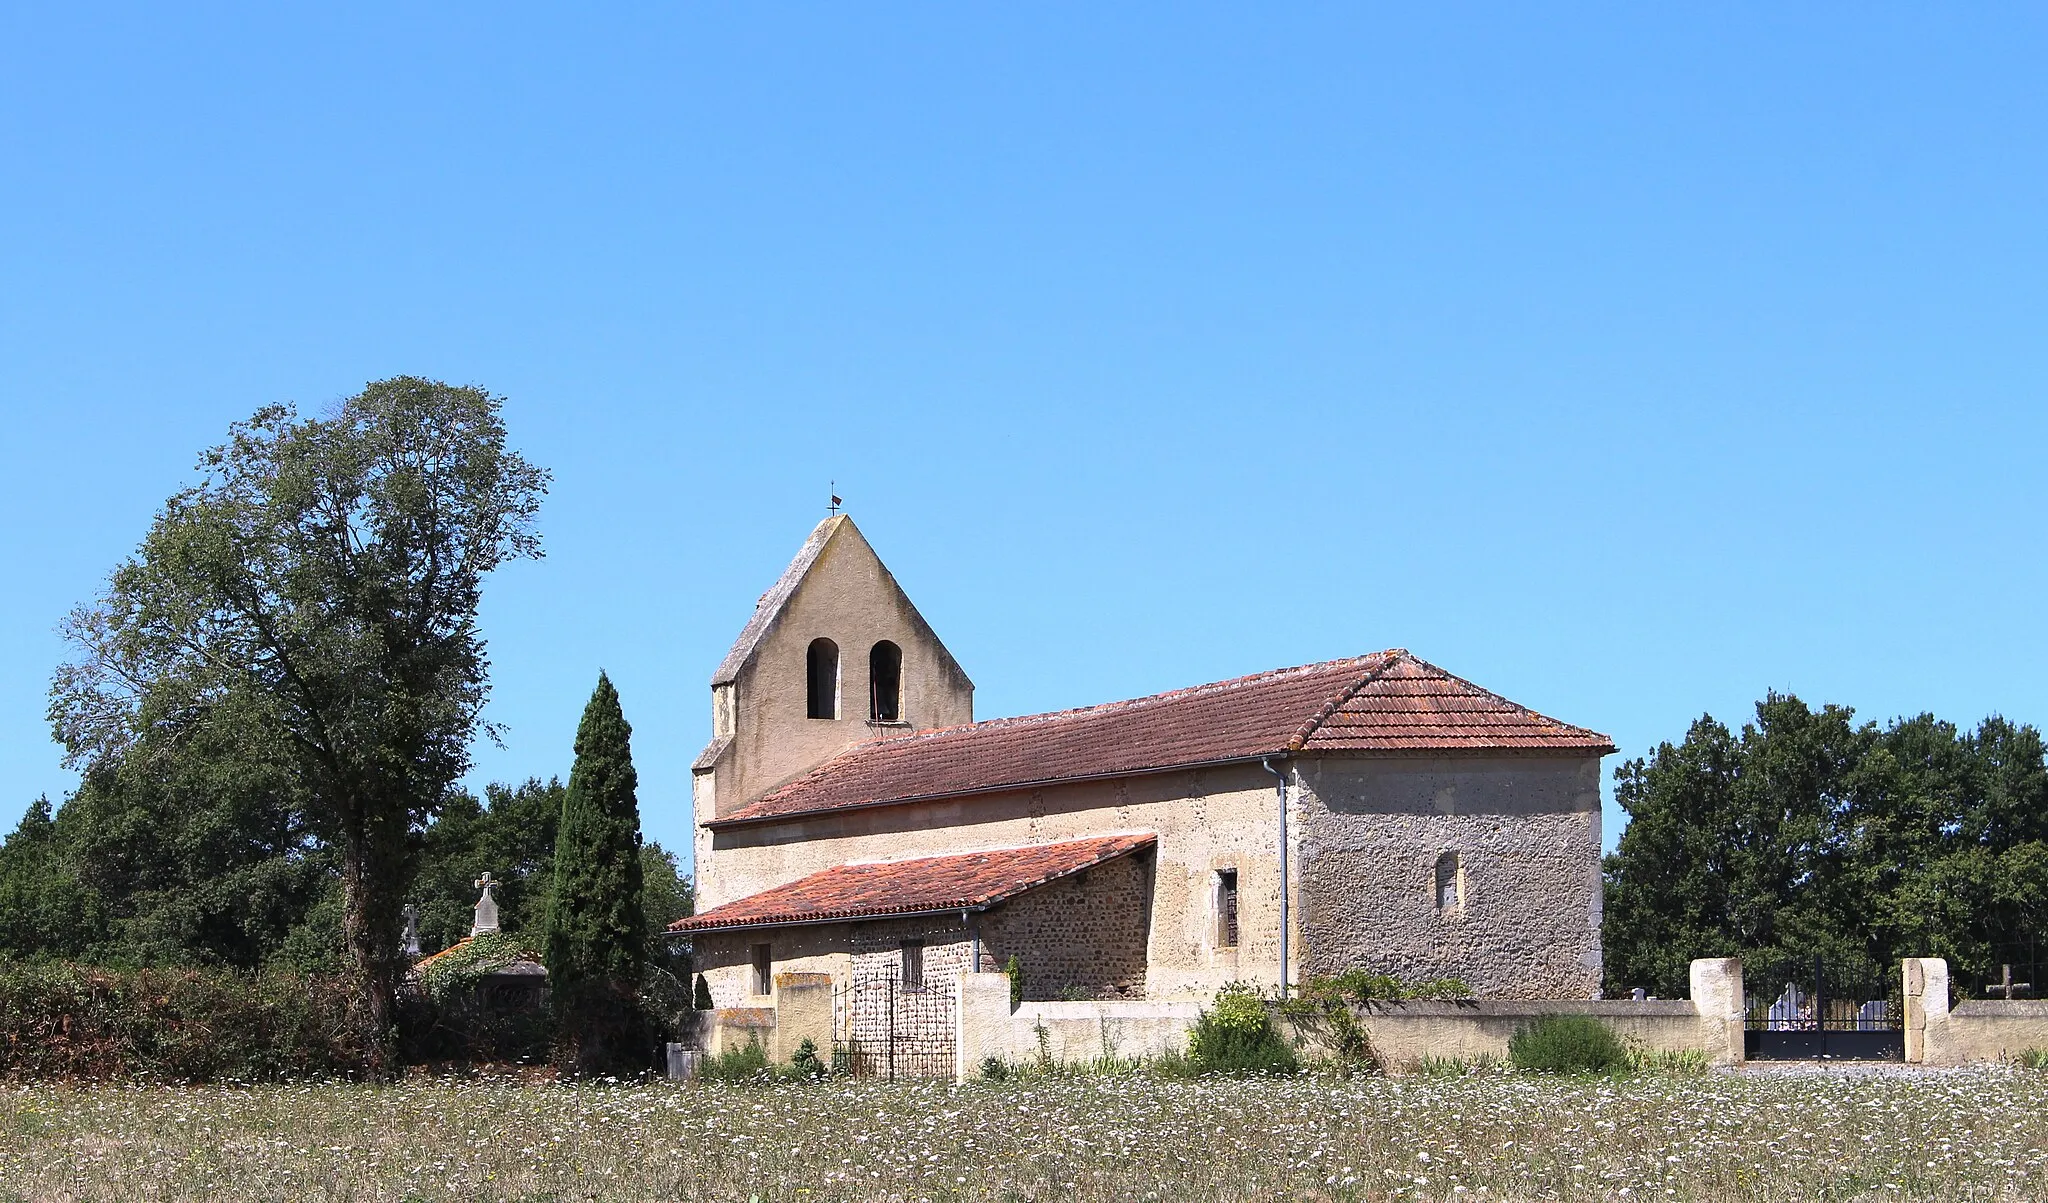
<box><xmin>0</xmin><ymin>963</ymin><xmax>367</xmax><ymax>1082</ymax></box>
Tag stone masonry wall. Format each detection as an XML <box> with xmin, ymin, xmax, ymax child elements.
<box><xmin>691</xmin><ymin>915</ymin><xmax>989</xmax><ymax>1011</ymax></box>
<box><xmin>1295</xmin><ymin>756</ymin><xmax>1604</xmax><ymax>999</ymax></box>
<box><xmin>980</xmin><ymin>848</ymin><xmax>1153</xmax><ymax>1000</ymax></box>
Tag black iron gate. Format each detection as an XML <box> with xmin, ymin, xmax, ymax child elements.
<box><xmin>1744</xmin><ymin>957</ymin><xmax>1903</xmax><ymax>1061</ymax></box>
<box><xmin>831</xmin><ymin>970</ymin><xmax>956</xmax><ymax>1079</ymax></box>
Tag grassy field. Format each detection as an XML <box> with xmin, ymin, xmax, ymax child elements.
<box><xmin>4</xmin><ymin>1067</ymin><xmax>2045</xmax><ymax>1202</ymax></box>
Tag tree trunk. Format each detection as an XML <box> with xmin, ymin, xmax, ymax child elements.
<box><xmin>340</xmin><ymin>811</ymin><xmax>410</xmax><ymax>1079</ymax></box>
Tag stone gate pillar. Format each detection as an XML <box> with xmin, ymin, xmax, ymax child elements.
<box><xmin>1904</xmin><ymin>957</ymin><xmax>1952</xmax><ymax>1066</ymax></box>
<box><xmin>1690</xmin><ymin>957</ymin><xmax>1746</xmax><ymax>1066</ymax></box>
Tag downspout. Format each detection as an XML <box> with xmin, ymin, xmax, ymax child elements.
<box><xmin>1261</xmin><ymin>755</ymin><xmax>1291</xmax><ymax>999</ymax></box>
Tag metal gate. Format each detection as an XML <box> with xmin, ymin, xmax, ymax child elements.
<box><xmin>831</xmin><ymin>970</ymin><xmax>957</xmax><ymax>1079</ymax></box>
<box><xmin>1744</xmin><ymin>957</ymin><xmax>1903</xmax><ymax>1061</ymax></box>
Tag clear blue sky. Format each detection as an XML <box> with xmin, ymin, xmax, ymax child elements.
<box><xmin>3</xmin><ymin>7</ymin><xmax>2043</xmax><ymax>870</ymax></box>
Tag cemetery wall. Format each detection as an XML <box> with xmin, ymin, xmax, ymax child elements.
<box><xmin>1324</xmin><ymin>999</ymin><xmax>1702</xmax><ymax>1067</ymax></box>
<box><xmin>952</xmin><ymin>960</ymin><xmax>1746</xmax><ymax>1082</ymax></box>
<box><xmin>954</xmin><ymin>971</ymin><xmax>1200</xmax><ymax>1077</ymax></box>
<box><xmin>1905</xmin><ymin>957</ymin><xmax>2048</xmax><ymax>1066</ymax></box>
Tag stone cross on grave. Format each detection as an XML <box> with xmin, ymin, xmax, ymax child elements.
<box><xmin>471</xmin><ymin>872</ymin><xmax>501</xmax><ymax>937</ymax></box>
<box><xmin>1986</xmin><ymin>964</ymin><xmax>2033</xmax><ymax>1000</ymax></box>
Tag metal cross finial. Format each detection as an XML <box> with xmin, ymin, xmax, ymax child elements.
<box><xmin>828</xmin><ymin>482</ymin><xmax>842</xmax><ymax>515</ymax></box>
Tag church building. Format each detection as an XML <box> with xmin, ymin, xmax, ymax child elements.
<box><xmin>675</xmin><ymin>516</ymin><xmax>1614</xmax><ymax>1010</ymax></box>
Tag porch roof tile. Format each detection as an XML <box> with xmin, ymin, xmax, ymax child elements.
<box><xmin>669</xmin><ymin>833</ymin><xmax>1155</xmax><ymax>934</ymax></box>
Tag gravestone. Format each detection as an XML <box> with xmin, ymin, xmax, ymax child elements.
<box><xmin>472</xmin><ymin>872</ymin><xmax>501</xmax><ymax>936</ymax></box>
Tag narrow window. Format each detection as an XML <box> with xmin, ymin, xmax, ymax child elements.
<box><xmin>1215</xmin><ymin>869</ymin><xmax>1239</xmax><ymax>948</ymax></box>
<box><xmin>869</xmin><ymin>640</ymin><xmax>903</xmax><ymax>722</ymax></box>
<box><xmin>806</xmin><ymin>638</ymin><xmax>839</xmax><ymax>719</ymax></box>
<box><xmin>1436</xmin><ymin>851</ymin><xmax>1462</xmax><ymax>913</ymax></box>
<box><xmin>751</xmin><ymin>943</ymin><xmax>773</xmax><ymax>995</ymax></box>
<box><xmin>900</xmin><ymin>939</ymin><xmax>924</xmax><ymax>990</ymax></box>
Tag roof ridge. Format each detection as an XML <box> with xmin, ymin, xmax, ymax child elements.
<box><xmin>1285</xmin><ymin>650</ymin><xmax>1405</xmax><ymax>752</ymax></box>
<box><xmin>748</xmin><ymin>652</ymin><xmax>1401</xmax><ymax>806</ymax></box>
<box><xmin>847</xmin><ymin>652</ymin><xmax>1399</xmax><ymax>746</ymax></box>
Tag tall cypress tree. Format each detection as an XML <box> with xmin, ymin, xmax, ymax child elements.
<box><xmin>545</xmin><ymin>673</ymin><xmax>646</xmax><ymax>1068</ymax></box>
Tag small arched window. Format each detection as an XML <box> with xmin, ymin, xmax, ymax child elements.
<box><xmin>869</xmin><ymin>640</ymin><xmax>903</xmax><ymax>722</ymax></box>
<box><xmin>1436</xmin><ymin>851</ymin><xmax>1462</xmax><ymax>913</ymax></box>
<box><xmin>806</xmin><ymin>638</ymin><xmax>839</xmax><ymax>719</ymax></box>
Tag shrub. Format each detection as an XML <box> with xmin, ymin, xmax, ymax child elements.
<box><xmin>692</xmin><ymin>973</ymin><xmax>715</xmax><ymax>1011</ymax></box>
<box><xmin>2016</xmin><ymin>1047</ymin><xmax>2048</xmax><ymax>1070</ymax></box>
<box><xmin>1188</xmin><ymin>983</ymin><xmax>1297</xmax><ymax>1075</ymax></box>
<box><xmin>1005</xmin><ymin>956</ymin><xmax>1023</xmax><ymax>1008</ymax></box>
<box><xmin>696</xmin><ymin>1037</ymin><xmax>773</xmax><ymax>1083</ymax></box>
<box><xmin>979</xmin><ymin>1055</ymin><xmax>1008</xmax><ymax>1082</ymax></box>
<box><xmin>1507</xmin><ymin>1014</ymin><xmax>1628</xmax><ymax>1075</ymax></box>
<box><xmin>791</xmin><ymin>1037</ymin><xmax>827</xmax><ymax>1078</ymax></box>
<box><xmin>0</xmin><ymin>962</ymin><xmax>366</xmax><ymax>1082</ymax></box>
<box><xmin>394</xmin><ymin>985</ymin><xmax>553</xmax><ymax>1067</ymax></box>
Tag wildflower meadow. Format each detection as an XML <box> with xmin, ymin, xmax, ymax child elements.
<box><xmin>4</xmin><ymin>1067</ymin><xmax>2046</xmax><ymax>1201</ymax></box>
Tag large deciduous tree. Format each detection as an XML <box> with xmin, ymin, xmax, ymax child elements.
<box><xmin>48</xmin><ymin>378</ymin><xmax>547</xmax><ymax>1070</ymax></box>
<box><xmin>544</xmin><ymin>672</ymin><xmax>647</xmax><ymax>1072</ymax></box>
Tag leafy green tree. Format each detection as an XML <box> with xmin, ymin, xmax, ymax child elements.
<box><xmin>544</xmin><ymin>673</ymin><xmax>647</xmax><ymax>1071</ymax></box>
<box><xmin>63</xmin><ymin>735</ymin><xmax>327</xmax><ymax>970</ymax></box>
<box><xmin>1605</xmin><ymin>694</ymin><xmax>2048</xmax><ymax>999</ymax></box>
<box><xmin>48</xmin><ymin>378</ymin><xmax>547</xmax><ymax>1070</ymax></box>
<box><xmin>640</xmin><ymin>842</ymin><xmax>694</xmax><ymax>945</ymax></box>
<box><xmin>0</xmin><ymin>797</ymin><xmax>102</xmax><ymax>960</ymax></box>
<box><xmin>410</xmin><ymin>778</ymin><xmax>565</xmax><ymax>955</ymax></box>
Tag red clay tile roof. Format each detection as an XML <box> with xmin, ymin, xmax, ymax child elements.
<box><xmin>671</xmin><ymin>834</ymin><xmax>1155</xmax><ymax>932</ymax></box>
<box><xmin>710</xmin><ymin>651</ymin><xmax>1612</xmax><ymax>829</ymax></box>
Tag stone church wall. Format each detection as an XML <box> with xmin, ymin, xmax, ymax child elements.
<box><xmin>699</xmin><ymin>761</ymin><xmax>1289</xmax><ymax>1001</ymax></box>
<box><xmin>1294</xmin><ymin>755</ymin><xmax>1604</xmax><ymax>999</ymax></box>
<box><xmin>695</xmin><ymin>754</ymin><xmax>1605</xmax><ymax>1004</ymax></box>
